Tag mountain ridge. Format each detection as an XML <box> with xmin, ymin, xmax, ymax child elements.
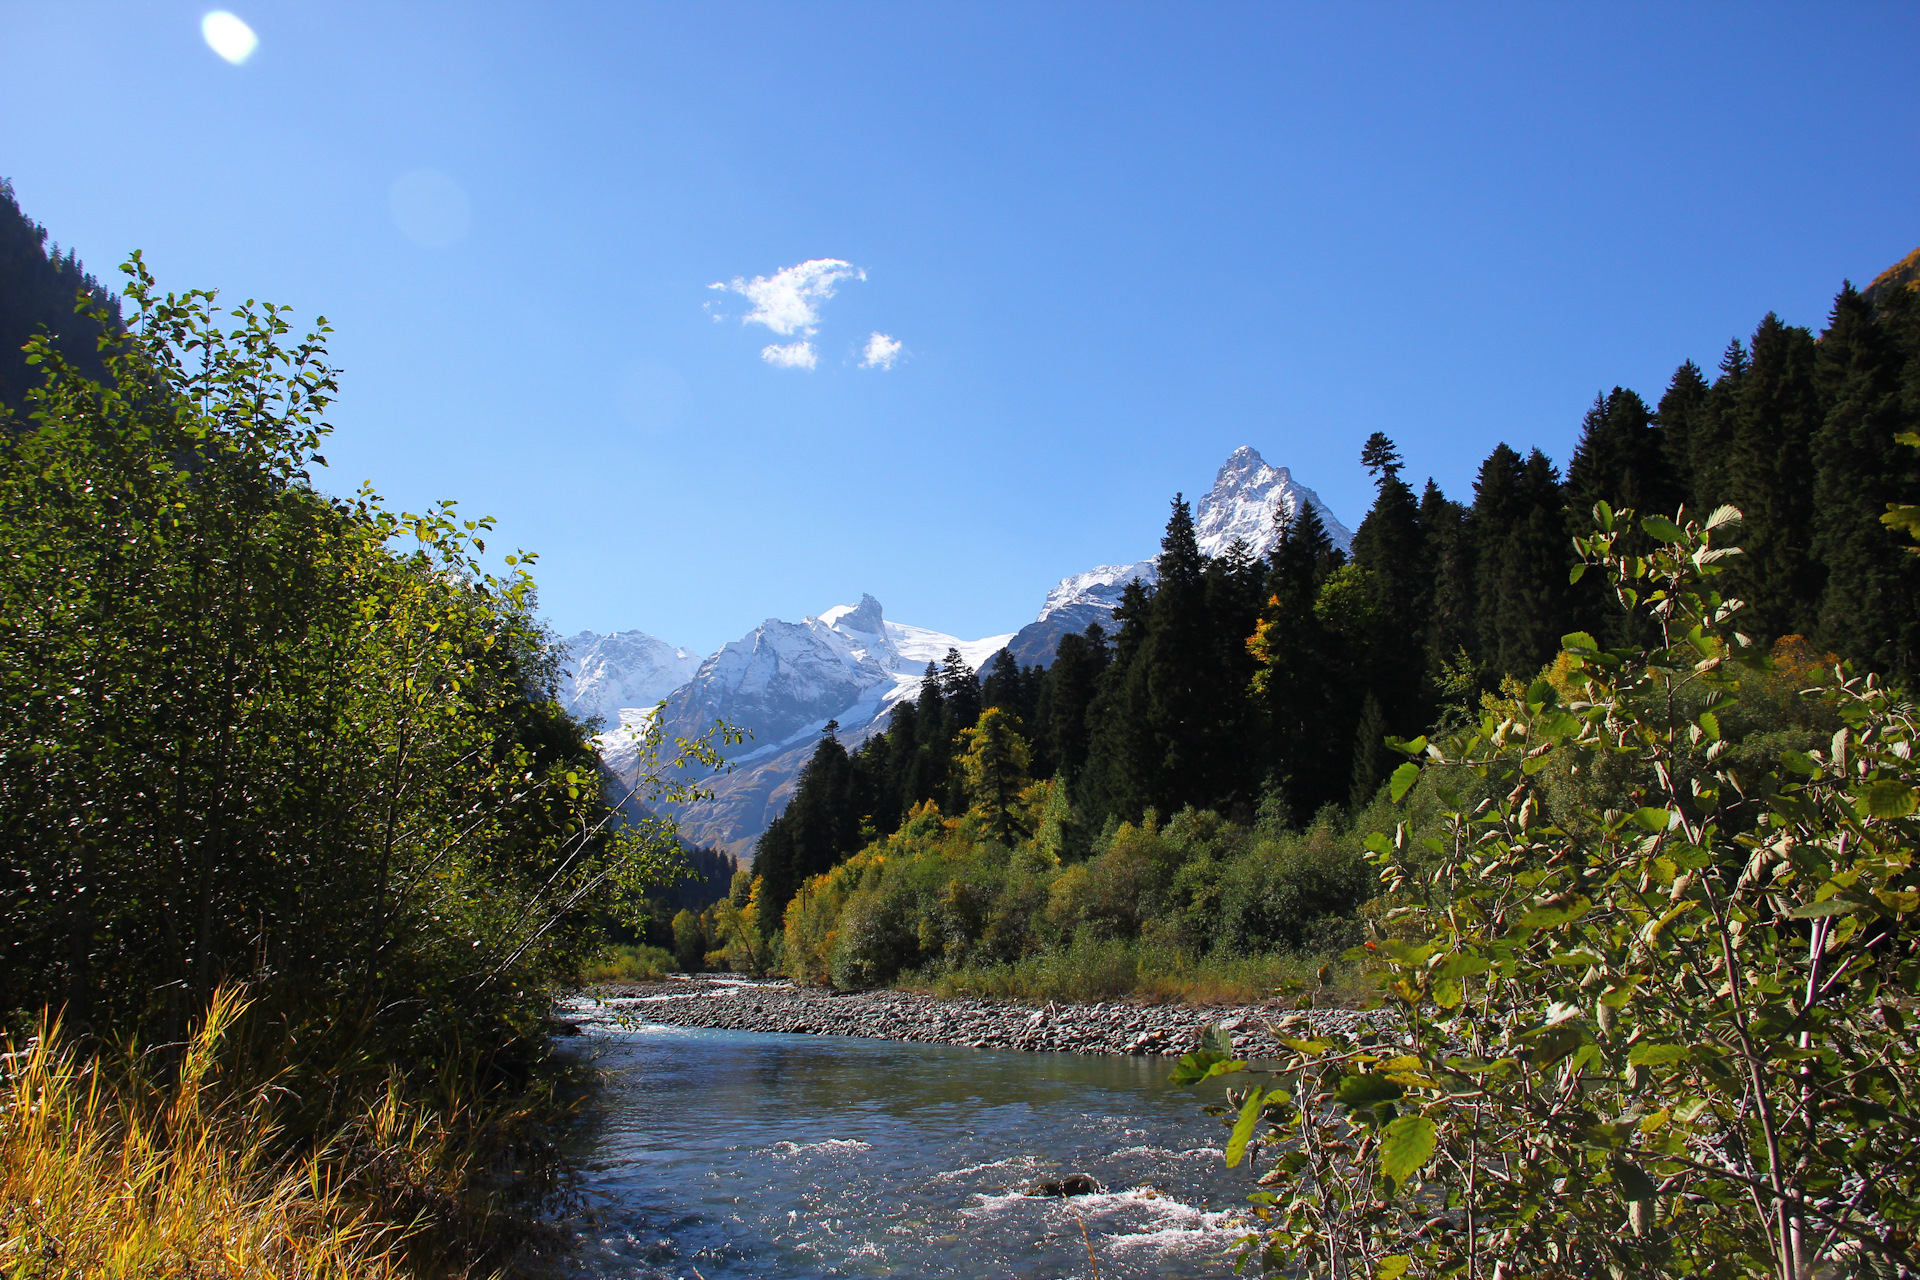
<box><xmin>566</xmin><ymin>443</ymin><xmax>1351</xmax><ymax>858</ymax></box>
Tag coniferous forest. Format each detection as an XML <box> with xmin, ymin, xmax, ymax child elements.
<box><xmin>718</xmin><ymin>265</ymin><xmax>1920</xmax><ymax>996</ymax></box>
<box><xmin>5</xmin><ymin>154</ymin><xmax>1920</xmax><ymax>1278</ymax></box>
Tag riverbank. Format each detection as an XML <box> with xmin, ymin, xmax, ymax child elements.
<box><xmin>563</xmin><ymin>975</ymin><xmax>1382</xmax><ymax>1057</ymax></box>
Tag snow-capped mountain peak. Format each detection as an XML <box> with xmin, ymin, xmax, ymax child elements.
<box><xmin>1194</xmin><ymin>445</ymin><xmax>1354</xmax><ymax>558</ymax></box>
<box><xmin>560</xmin><ymin>629</ymin><xmax>704</xmax><ymax>729</ymax></box>
<box><xmin>1006</xmin><ymin>444</ymin><xmax>1352</xmax><ymax>665</ymax></box>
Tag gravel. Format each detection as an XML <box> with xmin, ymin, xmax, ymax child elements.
<box><xmin>560</xmin><ymin>976</ymin><xmax>1386</xmax><ymax>1058</ymax></box>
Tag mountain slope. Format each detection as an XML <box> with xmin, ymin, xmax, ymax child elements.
<box><xmin>1006</xmin><ymin>445</ymin><xmax>1350</xmax><ymax>665</ymax></box>
<box><xmin>559</xmin><ymin>629</ymin><xmax>703</xmax><ymax>730</ymax></box>
<box><xmin>597</xmin><ymin>595</ymin><xmax>1009</xmax><ymax>858</ymax></box>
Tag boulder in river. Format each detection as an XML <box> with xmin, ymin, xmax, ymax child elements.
<box><xmin>1027</xmin><ymin>1173</ymin><xmax>1101</xmax><ymax>1197</ymax></box>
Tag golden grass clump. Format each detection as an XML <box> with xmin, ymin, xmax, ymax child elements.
<box><xmin>0</xmin><ymin>988</ymin><xmax>402</xmax><ymax>1279</ymax></box>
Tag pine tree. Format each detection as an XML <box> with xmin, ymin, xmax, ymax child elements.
<box><xmin>900</xmin><ymin>662</ymin><xmax>947</xmax><ymax>811</ymax></box>
<box><xmin>1250</xmin><ymin>503</ymin><xmax>1347</xmax><ymax>816</ymax></box>
<box><xmin>1811</xmin><ymin>283</ymin><xmax>1920</xmax><ymax>676</ymax></box>
<box><xmin>939</xmin><ymin>648</ymin><xmax>982</xmax><ymax>733</ymax></box>
<box><xmin>1469</xmin><ymin>444</ymin><xmax>1572</xmax><ymax>683</ymax></box>
<box><xmin>1655</xmin><ymin>360</ymin><xmax>1711</xmax><ymax>511</ymax></box>
<box><xmin>1723</xmin><ymin>313</ymin><xmax>1824</xmax><ymax>641</ymax></box>
<box><xmin>1077</xmin><ymin>569</ymin><xmax>1157</xmax><ymax>828</ymax></box>
<box><xmin>981</xmin><ymin>648</ymin><xmax>1027</xmax><ymax>719</ymax></box>
<box><xmin>1349</xmin><ymin>435</ymin><xmax>1430</xmax><ymax>723</ymax></box>
<box><xmin>1138</xmin><ymin>494</ymin><xmax>1226</xmax><ymax>814</ymax></box>
<box><xmin>957</xmin><ymin>706</ymin><xmax>1033</xmax><ymax>842</ymax></box>
<box><xmin>1565</xmin><ymin>388</ymin><xmax>1679</xmax><ymax>646</ymax></box>
<box><xmin>1419</xmin><ymin>480</ymin><xmax>1474</xmax><ymax>686</ymax></box>
<box><xmin>1039</xmin><ymin>624</ymin><xmax>1108</xmax><ymax>788</ymax></box>
<box><xmin>753</xmin><ymin>729</ymin><xmax>860</xmax><ymax>934</ymax></box>
<box><xmin>1347</xmin><ymin>692</ymin><xmax>1390</xmax><ymax>810</ymax></box>
<box><xmin>1201</xmin><ymin>536</ymin><xmax>1267</xmax><ymax>809</ymax></box>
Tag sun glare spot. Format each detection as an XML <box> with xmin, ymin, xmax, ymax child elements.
<box><xmin>201</xmin><ymin>11</ymin><xmax>258</xmax><ymax>65</ymax></box>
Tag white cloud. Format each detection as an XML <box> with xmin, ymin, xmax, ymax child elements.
<box><xmin>860</xmin><ymin>332</ymin><xmax>903</xmax><ymax>370</ymax></box>
<box><xmin>712</xmin><ymin>258</ymin><xmax>864</xmax><ymax>336</ymax></box>
<box><xmin>760</xmin><ymin>341</ymin><xmax>818</xmax><ymax>370</ymax></box>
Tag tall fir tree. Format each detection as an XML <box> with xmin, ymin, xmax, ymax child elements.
<box><xmin>1348</xmin><ymin>433</ymin><xmax>1431</xmax><ymax>732</ymax></box>
<box><xmin>1723</xmin><ymin>313</ymin><xmax>1825</xmax><ymax>641</ymax></box>
<box><xmin>1077</xmin><ymin>567</ymin><xmax>1158</xmax><ymax>828</ymax></box>
<box><xmin>753</xmin><ymin>728</ymin><xmax>861</xmax><ymax>935</ymax></box>
<box><xmin>1811</xmin><ymin>283</ymin><xmax>1920</xmax><ymax>676</ymax></box>
<box><xmin>1655</xmin><ymin>359</ymin><xmax>1711</xmax><ymax>512</ymax></box>
<box><xmin>1039</xmin><ymin>624</ymin><xmax>1108</xmax><ymax>788</ymax></box>
<box><xmin>1469</xmin><ymin>444</ymin><xmax>1572</xmax><ymax>684</ymax></box>
<box><xmin>1249</xmin><ymin>503</ymin><xmax>1347</xmax><ymax>816</ymax></box>
<box><xmin>1564</xmin><ymin>387</ymin><xmax>1681</xmax><ymax>646</ymax></box>
<box><xmin>1418</xmin><ymin>479</ymin><xmax>1475</xmax><ymax>685</ymax></box>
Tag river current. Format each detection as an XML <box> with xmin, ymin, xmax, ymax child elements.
<box><xmin>556</xmin><ymin>1020</ymin><xmax>1260</xmax><ymax>1278</ymax></box>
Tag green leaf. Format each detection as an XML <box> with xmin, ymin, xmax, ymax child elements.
<box><xmin>1431</xmin><ymin>978</ymin><xmax>1464</xmax><ymax>1009</ymax></box>
<box><xmin>1224</xmin><ymin>1086</ymin><xmax>1266</xmax><ymax>1167</ymax></box>
<box><xmin>1642</xmin><ymin>515</ymin><xmax>1687</xmax><ymax>544</ymax></box>
<box><xmin>1611</xmin><ymin>1157</ymin><xmax>1658</xmax><ymax>1202</ymax></box>
<box><xmin>1524</xmin><ymin>1021</ymin><xmax>1588</xmax><ymax>1067</ymax></box>
<box><xmin>1787</xmin><ymin>898</ymin><xmax>1865</xmax><ymax>920</ymax></box>
<box><xmin>1336</xmin><ymin>1073</ymin><xmax>1405</xmax><ymax>1109</ymax></box>
<box><xmin>1629</xmin><ymin>807</ymin><xmax>1673</xmax><ymax>833</ymax></box>
<box><xmin>1201</xmin><ymin>1023</ymin><xmax>1234</xmax><ymax>1058</ymax></box>
<box><xmin>1627</xmin><ymin>1043</ymin><xmax>1689</xmax><ymax>1066</ymax></box>
<box><xmin>1378</xmin><ymin>1114</ymin><xmax>1438</xmax><ymax>1188</ymax></box>
<box><xmin>1780</xmin><ymin>748</ymin><xmax>1818</xmax><ymax>776</ymax></box>
<box><xmin>1562</xmin><ymin>631</ymin><xmax>1600</xmax><ymax>653</ymax></box>
<box><xmin>1169</xmin><ymin>1048</ymin><xmax>1233</xmax><ymax>1085</ymax></box>
<box><xmin>1516</xmin><ymin>894</ymin><xmax>1592</xmax><ymax>929</ymax></box>
<box><xmin>1569</xmin><ymin>562</ymin><xmax>1587</xmax><ymax>584</ymax></box>
<box><xmin>1866</xmin><ymin>780</ymin><xmax>1918</xmax><ymax>819</ymax></box>
<box><xmin>1389</xmin><ymin>762</ymin><xmax>1420</xmax><ymax>804</ymax></box>
<box><xmin>1375</xmin><ymin>1257</ymin><xmax>1412</xmax><ymax>1280</ymax></box>
<box><xmin>1525</xmin><ymin>678</ymin><xmax>1557</xmax><ymax>708</ymax></box>
<box><xmin>1698</xmin><ymin>710</ymin><xmax>1720</xmax><ymax>741</ymax></box>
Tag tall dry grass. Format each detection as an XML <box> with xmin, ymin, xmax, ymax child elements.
<box><xmin>0</xmin><ymin>987</ymin><xmax>405</xmax><ymax>1278</ymax></box>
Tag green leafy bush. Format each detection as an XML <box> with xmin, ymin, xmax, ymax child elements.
<box><xmin>1189</xmin><ymin>503</ymin><xmax>1920</xmax><ymax>1279</ymax></box>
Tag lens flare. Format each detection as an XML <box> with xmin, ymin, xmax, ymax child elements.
<box><xmin>201</xmin><ymin>11</ymin><xmax>258</xmax><ymax>64</ymax></box>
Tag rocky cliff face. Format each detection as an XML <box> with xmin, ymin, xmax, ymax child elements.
<box><xmin>1007</xmin><ymin>445</ymin><xmax>1351</xmax><ymax>665</ymax></box>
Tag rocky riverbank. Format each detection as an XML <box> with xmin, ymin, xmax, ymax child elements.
<box><xmin>560</xmin><ymin>975</ymin><xmax>1384</xmax><ymax>1058</ymax></box>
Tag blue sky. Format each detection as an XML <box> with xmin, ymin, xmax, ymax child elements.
<box><xmin>3</xmin><ymin>3</ymin><xmax>1917</xmax><ymax>653</ymax></box>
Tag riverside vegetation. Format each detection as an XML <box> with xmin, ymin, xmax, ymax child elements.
<box><xmin>659</xmin><ymin>258</ymin><xmax>1920</xmax><ymax>1278</ymax></box>
<box><xmin>0</xmin><ymin>190</ymin><xmax>731</xmax><ymax>1276</ymax></box>
<box><xmin>5</xmin><ymin>164</ymin><xmax>1919</xmax><ymax>1277</ymax></box>
<box><xmin>674</xmin><ymin>260</ymin><xmax>1920</xmax><ymax>1019</ymax></box>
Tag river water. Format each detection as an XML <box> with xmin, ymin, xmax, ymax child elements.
<box><xmin>556</xmin><ymin>1021</ymin><xmax>1260</xmax><ymax>1279</ymax></box>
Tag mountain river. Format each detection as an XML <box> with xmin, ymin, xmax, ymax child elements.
<box><xmin>554</xmin><ymin>1019</ymin><xmax>1262</xmax><ymax>1279</ymax></box>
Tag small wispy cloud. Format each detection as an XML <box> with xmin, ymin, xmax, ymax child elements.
<box><xmin>761</xmin><ymin>341</ymin><xmax>818</xmax><ymax>370</ymax></box>
<box><xmin>711</xmin><ymin>259</ymin><xmax>864</xmax><ymax>336</ymax></box>
<box><xmin>860</xmin><ymin>332</ymin><xmax>903</xmax><ymax>370</ymax></box>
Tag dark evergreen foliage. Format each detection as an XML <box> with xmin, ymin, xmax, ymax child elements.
<box><xmin>0</xmin><ymin>178</ymin><xmax>122</xmax><ymax>415</ymax></box>
<box><xmin>754</xmin><ymin>265</ymin><xmax>1920</xmax><ymax>906</ymax></box>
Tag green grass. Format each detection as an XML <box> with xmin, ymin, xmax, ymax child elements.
<box><xmin>899</xmin><ymin>937</ymin><xmax>1378</xmax><ymax>1007</ymax></box>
